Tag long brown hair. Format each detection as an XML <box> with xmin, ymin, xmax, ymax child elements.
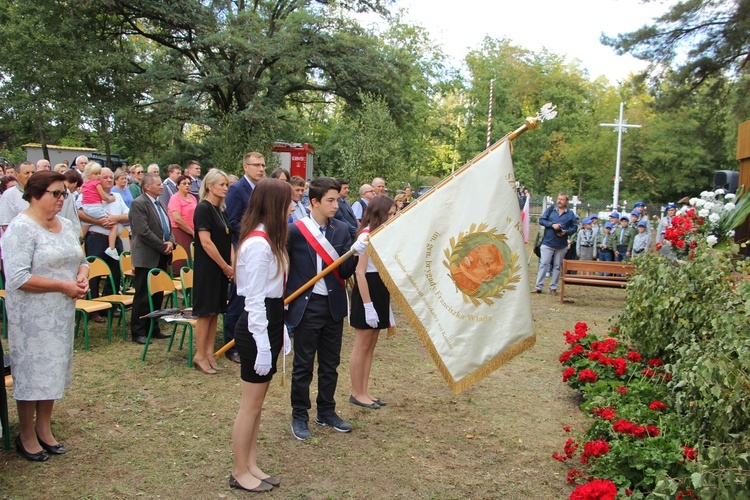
<box><xmin>237</xmin><ymin>178</ymin><xmax>292</xmax><ymax>277</ymax></box>
<box><xmin>358</xmin><ymin>195</ymin><xmax>395</xmax><ymax>236</ymax></box>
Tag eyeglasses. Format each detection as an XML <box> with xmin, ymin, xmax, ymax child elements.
<box><xmin>46</xmin><ymin>190</ymin><xmax>69</xmax><ymax>199</ymax></box>
<box><xmin>135</xmin><ymin>170</ymin><xmax>144</xmax><ymax>174</ymax></box>
<box><xmin>245</xmin><ymin>163</ymin><xmax>266</xmax><ymax>168</ymax></box>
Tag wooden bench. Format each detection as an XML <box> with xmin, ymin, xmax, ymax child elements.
<box><xmin>559</xmin><ymin>260</ymin><xmax>635</xmax><ymax>302</ymax></box>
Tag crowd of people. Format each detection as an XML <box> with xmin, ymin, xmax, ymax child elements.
<box><xmin>534</xmin><ymin>193</ymin><xmax>673</xmax><ymax>294</ymax></box>
<box><xmin>0</xmin><ymin>154</ymin><xmax>409</xmax><ymax>493</ymax></box>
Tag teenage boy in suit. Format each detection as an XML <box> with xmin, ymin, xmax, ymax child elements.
<box><xmin>287</xmin><ymin>177</ymin><xmax>359</xmax><ymax>441</ymax></box>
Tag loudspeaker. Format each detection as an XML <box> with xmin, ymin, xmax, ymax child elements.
<box><xmin>713</xmin><ymin>170</ymin><xmax>739</xmax><ymax>193</ymax></box>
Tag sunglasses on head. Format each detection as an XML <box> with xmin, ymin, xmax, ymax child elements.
<box><xmin>46</xmin><ymin>190</ymin><xmax>69</xmax><ymax>199</ymax></box>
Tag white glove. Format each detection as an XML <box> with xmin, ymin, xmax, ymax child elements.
<box><xmin>364</xmin><ymin>302</ymin><xmax>380</xmax><ymax>328</ymax></box>
<box><xmin>283</xmin><ymin>324</ymin><xmax>292</xmax><ymax>356</ymax></box>
<box><xmin>252</xmin><ymin>331</ymin><xmax>272</xmax><ymax>376</ymax></box>
<box><xmin>351</xmin><ymin>237</ymin><xmax>368</xmax><ymax>255</ymax></box>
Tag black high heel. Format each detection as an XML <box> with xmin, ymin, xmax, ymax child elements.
<box><xmin>37</xmin><ymin>433</ymin><xmax>68</xmax><ymax>455</ymax></box>
<box><xmin>15</xmin><ymin>435</ymin><xmax>49</xmax><ymax>462</ymax></box>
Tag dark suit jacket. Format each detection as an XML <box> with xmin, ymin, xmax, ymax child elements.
<box><xmin>225</xmin><ymin>177</ymin><xmax>253</xmax><ymax>247</ymax></box>
<box><xmin>286</xmin><ymin>217</ymin><xmax>356</xmax><ymax>328</ymax></box>
<box><xmin>334</xmin><ymin>198</ymin><xmax>358</xmax><ymax>240</ymax></box>
<box><xmin>189</xmin><ymin>176</ymin><xmax>202</xmax><ymax>202</ymax></box>
<box><xmin>129</xmin><ymin>193</ymin><xmax>176</xmax><ymax>269</ymax></box>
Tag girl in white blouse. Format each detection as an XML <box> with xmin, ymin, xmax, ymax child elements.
<box><xmin>230</xmin><ymin>179</ymin><xmax>293</xmax><ymax>493</ymax></box>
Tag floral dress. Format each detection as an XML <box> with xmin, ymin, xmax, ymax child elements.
<box><xmin>2</xmin><ymin>214</ymin><xmax>87</xmax><ymax>400</ymax></box>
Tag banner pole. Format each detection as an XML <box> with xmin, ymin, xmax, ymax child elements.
<box><xmin>214</xmin><ymin>247</ymin><xmax>357</xmax><ymax>358</ymax></box>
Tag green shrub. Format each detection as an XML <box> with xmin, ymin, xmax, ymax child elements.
<box><xmin>615</xmin><ymin>248</ymin><xmax>750</xmax><ymax>494</ymax></box>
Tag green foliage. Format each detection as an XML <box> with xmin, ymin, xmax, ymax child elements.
<box><xmin>324</xmin><ymin>93</ymin><xmax>406</xmax><ymax>189</ymax></box>
<box><xmin>615</xmin><ymin>248</ymin><xmax>750</xmax><ymax>494</ymax></box>
<box><xmin>601</xmin><ymin>0</ymin><xmax>750</xmax><ymax>95</ymax></box>
<box><xmin>556</xmin><ymin>325</ymin><xmax>694</xmax><ymax>495</ymax></box>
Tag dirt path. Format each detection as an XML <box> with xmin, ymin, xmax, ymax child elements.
<box><xmin>0</xmin><ymin>269</ymin><xmax>626</xmax><ymax>499</ymax></box>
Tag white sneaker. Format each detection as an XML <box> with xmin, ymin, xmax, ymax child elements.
<box><xmin>104</xmin><ymin>247</ymin><xmax>120</xmax><ymax>261</ymax></box>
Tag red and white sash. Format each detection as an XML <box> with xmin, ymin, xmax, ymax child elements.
<box><xmin>294</xmin><ymin>217</ymin><xmax>344</xmax><ymax>285</ymax></box>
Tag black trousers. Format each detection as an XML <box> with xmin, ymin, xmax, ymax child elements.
<box><xmin>84</xmin><ymin>232</ymin><xmax>123</xmax><ymax>297</ymax></box>
<box><xmin>131</xmin><ymin>254</ymin><xmax>169</xmax><ymax>339</ymax></box>
<box><xmin>290</xmin><ymin>294</ymin><xmax>344</xmax><ymax>421</ymax></box>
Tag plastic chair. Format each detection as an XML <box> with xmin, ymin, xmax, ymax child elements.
<box><xmin>170</xmin><ymin>244</ymin><xmax>189</xmax><ymax>278</ymax></box>
<box><xmin>141</xmin><ymin>268</ymin><xmax>196</xmax><ymax>367</ymax></box>
<box><xmin>179</xmin><ymin>267</ymin><xmax>193</xmax><ymax>309</ymax></box>
<box><xmin>75</xmin><ymin>297</ymin><xmax>112</xmax><ymax>350</ymax></box>
<box><xmin>119</xmin><ymin>251</ymin><xmax>135</xmax><ymax>295</ymax></box>
<box><xmin>87</xmin><ymin>256</ymin><xmax>134</xmax><ymax>341</ymax></box>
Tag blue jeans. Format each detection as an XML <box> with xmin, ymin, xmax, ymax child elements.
<box><xmin>535</xmin><ymin>244</ymin><xmax>567</xmax><ymax>291</ymax></box>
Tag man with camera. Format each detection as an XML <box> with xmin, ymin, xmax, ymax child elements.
<box><xmin>533</xmin><ymin>193</ymin><xmax>578</xmax><ymax>296</ymax></box>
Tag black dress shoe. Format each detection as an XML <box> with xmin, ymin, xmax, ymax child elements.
<box><xmin>90</xmin><ymin>313</ymin><xmax>106</xmax><ymax>323</ymax></box>
<box><xmin>132</xmin><ymin>335</ymin><xmax>148</xmax><ymax>345</ymax></box>
<box><xmin>37</xmin><ymin>435</ymin><xmax>67</xmax><ymax>455</ymax></box>
<box><xmin>15</xmin><ymin>435</ymin><xmax>49</xmax><ymax>462</ymax></box>
<box><xmin>152</xmin><ymin>330</ymin><xmax>171</xmax><ymax>339</ymax></box>
<box><xmin>225</xmin><ymin>351</ymin><xmax>241</xmax><ymax>364</ymax></box>
<box><xmin>229</xmin><ymin>474</ymin><xmax>273</xmax><ymax>492</ymax></box>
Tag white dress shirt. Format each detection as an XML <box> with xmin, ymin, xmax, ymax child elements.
<box><xmin>236</xmin><ymin>224</ymin><xmax>286</xmax><ymax>337</ymax></box>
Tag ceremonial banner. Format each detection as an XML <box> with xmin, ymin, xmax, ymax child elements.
<box><xmin>368</xmin><ymin>140</ymin><xmax>535</xmax><ymax>393</ymax></box>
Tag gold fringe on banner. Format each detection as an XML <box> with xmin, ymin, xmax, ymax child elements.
<box><xmin>368</xmin><ymin>247</ymin><xmax>536</xmax><ymax>394</ymax></box>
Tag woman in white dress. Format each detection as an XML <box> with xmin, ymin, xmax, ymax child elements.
<box><xmin>2</xmin><ymin>171</ymin><xmax>89</xmax><ymax>461</ymax></box>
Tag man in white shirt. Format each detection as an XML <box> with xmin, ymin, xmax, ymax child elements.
<box><xmin>290</xmin><ymin>176</ymin><xmax>309</xmax><ymax>221</ymax></box>
<box><xmin>352</xmin><ymin>184</ymin><xmax>375</xmax><ymax>221</ymax></box>
<box><xmin>73</xmin><ymin>155</ymin><xmax>88</xmax><ymax>173</ymax></box>
<box><xmin>77</xmin><ymin>167</ymin><xmax>130</xmax><ymax>322</ymax></box>
<box><xmin>371</xmin><ymin>177</ymin><xmax>386</xmax><ymax>195</ymax></box>
<box><xmin>159</xmin><ymin>164</ymin><xmax>182</xmax><ymax>206</ymax></box>
<box><xmin>0</xmin><ymin>161</ymin><xmax>34</xmax><ymax>230</ymax></box>
<box><xmin>185</xmin><ymin>160</ymin><xmax>202</xmax><ymax>201</ymax></box>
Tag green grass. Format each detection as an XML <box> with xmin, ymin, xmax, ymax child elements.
<box><xmin>1</xmin><ymin>265</ymin><xmax>628</xmax><ymax>498</ymax></box>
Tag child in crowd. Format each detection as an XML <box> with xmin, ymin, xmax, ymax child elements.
<box><xmin>632</xmin><ymin>220</ymin><xmax>652</xmax><ymax>257</ymax></box>
<box><xmin>597</xmin><ymin>222</ymin><xmax>616</xmax><ymax>262</ymax></box>
<box><xmin>576</xmin><ymin>217</ymin><xmax>596</xmax><ymax>261</ymax></box>
<box><xmin>80</xmin><ymin>162</ymin><xmax>119</xmax><ymax>260</ymax></box>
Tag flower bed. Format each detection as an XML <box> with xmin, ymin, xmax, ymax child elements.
<box><xmin>554</xmin><ymin>322</ymin><xmax>698</xmax><ymax>499</ymax></box>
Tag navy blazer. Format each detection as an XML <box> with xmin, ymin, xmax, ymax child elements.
<box><xmin>334</xmin><ymin>198</ymin><xmax>358</xmax><ymax>240</ymax></box>
<box><xmin>225</xmin><ymin>177</ymin><xmax>253</xmax><ymax>247</ymax></box>
<box><xmin>286</xmin><ymin>217</ymin><xmax>356</xmax><ymax>328</ymax></box>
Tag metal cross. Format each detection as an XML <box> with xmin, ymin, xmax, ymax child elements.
<box><xmin>600</xmin><ymin>102</ymin><xmax>641</xmax><ymax>210</ymax></box>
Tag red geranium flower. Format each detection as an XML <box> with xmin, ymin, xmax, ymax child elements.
<box><xmin>579</xmin><ymin>369</ymin><xmax>598</xmax><ymax>383</ymax></box>
<box><xmin>596</xmin><ymin>407</ymin><xmax>616</xmax><ymax>421</ymax></box>
<box><xmin>632</xmin><ymin>425</ymin><xmax>648</xmax><ymax>439</ymax></box>
<box><xmin>564</xmin><ymin>438</ymin><xmax>578</xmax><ymax>459</ymax></box>
<box><xmin>588</xmin><ymin>351</ymin><xmax>602</xmax><ymax>361</ymax></box>
<box><xmin>611</xmin><ymin>357</ymin><xmax>628</xmax><ymax>376</ymax></box>
<box><xmin>626</xmin><ymin>351</ymin><xmax>641</xmax><ymax>362</ymax></box>
<box><xmin>559</xmin><ymin>350</ymin><xmax>573</xmax><ymax>363</ymax></box>
<box><xmin>552</xmin><ymin>451</ymin><xmax>567</xmax><ymax>462</ymax></box>
<box><xmin>581</xmin><ymin>440</ymin><xmax>610</xmax><ymax>464</ymax></box>
<box><xmin>574</xmin><ymin>322</ymin><xmax>588</xmax><ymax>336</ymax></box>
<box><xmin>567</xmin><ymin>468</ymin><xmax>583</xmax><ymax>484</ymax></box>
<box><xmin>641</xmin><ymin>368</ymin><xmax>656</xmax><ymax>377</ymax></box>
<box><xmin>571</xmin><ymin>344</ymin><xmax>585</xmax><ymax>356</ymax></box>
<box><xmin>570</xmin><ymin>479</ymin><xmax>617</xmax><ymax>500</ymax></box>
<box><xmin>646</xmin><ymin>425</ymin><xmax>660</xmax><ymax>437</ymax></box>
<box><xmin>649</xmin><ymin>400</ymin><xmax>667</xmax><ymax>411</ymax></box>
<box><xmin>615</xmin><ymin>386</ymin><xmax>627</xmax><ymax>394</ymax></box>
<box><xmin>682</xmin><ymin>446</ymin><xmax>698</xmax><ymax>461</ymax></box>
<box><xmin>563</xmin><ymin>426</ymin><xmax>571</xmax><ymax>432</ymax></box>
<box><xmin>563</xmin><ymin>367</ymin><xmax>576</xmax><ymax>382</ymax></box>
<box><xmin>612</xmin><ymin>419</ymin><xmax>635</xmax><ymax>434</ymax></box>
<box><xmin>647</xmin><ymin>358</ymin><xmax>664</xmax><ymax>367</ymax></box>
